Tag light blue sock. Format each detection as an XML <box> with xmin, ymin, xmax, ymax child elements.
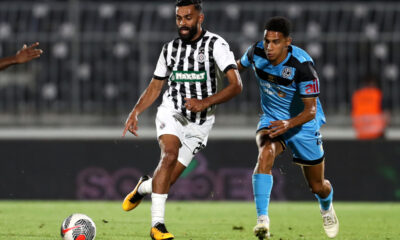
<box><xmin>315</xmin><ymin>187</ymin><xmax>333</xmax><ymax>211</ymax></box>
<box><xmin>252</xmin><ymin>174</ymin><xmax>273</xmax><ymax>217</ymax></box>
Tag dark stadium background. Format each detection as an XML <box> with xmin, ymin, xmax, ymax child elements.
<box><xmin>0</xmin><ymin>0</ymin><xmax>399</xmax><ymax>202</ymax></box>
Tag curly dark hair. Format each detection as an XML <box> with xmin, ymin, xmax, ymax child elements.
<box><xmin>265</xmin><ymin>16</ymin><xmax>292</xmax><ymax>37</ymax></box>
<box><xmin>176</xmin><ymin>0</ymin><xmax>202</xmax><ymax>12</ymax></box>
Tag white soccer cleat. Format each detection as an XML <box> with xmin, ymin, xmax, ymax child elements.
<box><xmin>321</xmin><ymin>204</ymin><xmax>339</xmax><ymax>238</ymax></box>
<box><xmin>253</xmin><ymin>215</ymin><xmax>270</xmax><ymax>240</ymax></box>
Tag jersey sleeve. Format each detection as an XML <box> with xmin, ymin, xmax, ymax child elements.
<box><xmin>297</xmin><ymin>62</ymin><xmax>320</xmax><ymax>98</ymax></box>
<box><xmin>239</xmin><ymin>45</ymin><xmax>253</xmax><ymax>68</ymax></box>
<box><xmin>213</xmin><ymin>38</ymin><xmax>237</xmax><ymax>73</ymax></box>
<box><xmin>153</xmin><ymin>44</ymin><xmax>170</xmax><ymax>80</ymax></box>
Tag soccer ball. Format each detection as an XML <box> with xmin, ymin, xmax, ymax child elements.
<box><xmin>60</xmin><ymin>213</ymin><xmax>96</xmax><ymax>240</ymax></box>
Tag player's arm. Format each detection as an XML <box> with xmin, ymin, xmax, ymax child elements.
<box><xmin>185</xmin><ymin>39</ymin><xmax>242</xmax><ymax>112</ymax></box>
<box><xmin>267</xmin><ymin>61</ymin><xmax>320</xmax><ymax>138</ymax></box>
<box><xmin>123</xmin><ymin>78</ymin><xmax>165</xmax><ymax>137</ymax></box>
<box><xmin>185</xmin><ymin>68</ymin><xmax>242</xmax><ymax>112</ymax></box>
<box><xmin>266</xmin><ymin>97</ymin><xmax>317</xmax><ymax>138</ymax></box>
<box><xmin>0</xmin><ymin>42</ymin><xmax>43</xmax><ymax>71</ymax></box>
<box><xmin>236</xmin><ymin>60</ymin><xmax>247</xmax><ymax>72</ymax></box>
<box><xmin>236</xmin><ymin>43</ymin><xmax>256</xmax><ymax>73</ymax></box>
<box><xmin>123</xmin><ymin>44</ymin><xmax>169</xmax><ymax>136</ymax></box>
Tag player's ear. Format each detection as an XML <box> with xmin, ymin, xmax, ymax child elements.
<box><xmin>198</xmin><ymin>13</ymin><xmax>204</xmax><ymax>24</ymax></box>
<box><xmin>286</xmin><ymin>37</ymin><xmax>292</xmax><ymax>47</ymax></box>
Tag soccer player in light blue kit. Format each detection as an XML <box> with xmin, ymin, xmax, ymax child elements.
<box><xmin>236</xmin><ymin>17</ymin><xmax>339</xmax><ymax>239</ymax></box>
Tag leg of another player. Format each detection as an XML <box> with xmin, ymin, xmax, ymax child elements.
<box><xmin>253</xmin><ymin>131</ymin><xmax>284</xmax><ymax>216</ymax></box>
<box><xmin>150</xmin><ymin>134</ymin><xmax>181</xmax><ymax>227</ymax></box>
<box><xmin>302</xmin><ymin>161</ymin><xmax>339</xmax><ymax>238</ymax></box>
<box><xmin>302</xmin><ymin>162</ymin><xmax>332</xmax><ymax>209</ymax></box>
<box><xmin>253</xmin><ymin>131</ymin><xmax>284</xmax><ymax>239</ymax></box>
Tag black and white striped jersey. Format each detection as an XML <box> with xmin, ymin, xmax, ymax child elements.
<box><xmin>153</xmin><ymin>30</ymin><xmax>237</xmax><ymax>125</ymax></box>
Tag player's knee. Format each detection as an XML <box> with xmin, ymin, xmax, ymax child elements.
<box><xmin>262</xmin><ymin>144</ymin><xmax>276</xmax><ymax>156</ymax></box>
<box><xmin>258</xmin><ymin>155</ymin><xmax>273</xmax><ymax>167</ymax></box>
<box><xmin>259</xmin><ymin>146</ymin><xmax>275</xmax><ymax>161</ymax></box>
<box><xmin>257</xmin><ymin>147</ymin><xmax>274</xmax><ymax>171</ymax></box>
<box><xmin>309</xmin><ymin>181</ymin><xmax>324</xmax><ymax>195</ymax></box>
<box><xmin>161</xmin><ymin>151</ymin><xmax>178</xmax><ymax>169</ymax></box>
<box><xmin>324</xmin><ymin>179</ymin><xmax>331</xmax><ymax>188</ymax></box>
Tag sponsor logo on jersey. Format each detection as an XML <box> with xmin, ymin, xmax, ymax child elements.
<box><xmin>170</xmin><ymin>71</ymin><xmax>207</xmax><ymax>82</ymax></box>
<box><xmin>305</xmin><ymin>79</ymin><xmax>319</xmax><ymax>94</ymax></box>
<box><xmin>268</xmin><ymin>74</ymin><xmax>276</xmax><ymax>83</ymax></box>
<box><xmin>277</xmin><ymin>91</ymin><xmax>286</xmax><ymax>98</ymax></box>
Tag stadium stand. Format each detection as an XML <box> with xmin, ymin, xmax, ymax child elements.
<box><xmin>0</xmin><ymin>1</ymin><xmax>398</xmax><ymax>127</ymax></box>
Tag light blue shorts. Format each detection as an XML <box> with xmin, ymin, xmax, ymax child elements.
<box><xmin>257</xmin><ymin>115</ymin><xmax>325</xmax><ymax>165</ymax></box>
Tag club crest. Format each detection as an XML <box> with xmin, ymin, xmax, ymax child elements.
<box><xmin>282</xmin><ymin>67</ymin><xmax>293</xmax><ymax>79</ymax></box>
<box><xmin>197</xmin><ymin>48</ymin><xmax>206</xmax><ymax>63</ymax></box>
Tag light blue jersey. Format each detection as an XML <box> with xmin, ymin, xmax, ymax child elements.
<box><xmin>241</xmin><ymin>42</ymin><xmax>326</xmax><ymax>164</ymax></box>
<box><xmin>241</xmin><ymin>42</ymin><xmax>326</xmax><ymax>129</ymax></box>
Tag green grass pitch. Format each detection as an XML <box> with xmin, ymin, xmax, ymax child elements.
<box><xmin>0</xmin><ymin>201</ymin><xmax>399</xmax><ymax>240</ymax></box>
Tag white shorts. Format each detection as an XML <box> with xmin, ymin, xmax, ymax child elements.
<box><xmin>155</xmin><ymin>105</ymin><xmax>214</xmax><ymax>167</ymax></box>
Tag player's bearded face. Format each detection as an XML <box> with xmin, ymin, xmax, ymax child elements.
<box><xmin>176</xmin><ymin>5</ymin><xmax>203</xmax><ymax>42</ymax></box>
<box><xmin>178</xmin><ymin>23</ymin><xmax>198</xmax><ymax>41</ymax></box>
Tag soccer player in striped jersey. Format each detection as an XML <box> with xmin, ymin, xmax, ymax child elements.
<box><xmin>0</xmin><ymin>42</ymin><xmax>43</xmax><ymax>71</ymax></box>
<box><xmin>122</xmin><ymin>0</ymin><xmax>242</xmax><ymax>239</ymax></box>
<box><xmin>237</xmin><ymin>17</ymin><xmax>339</xmax><ymax>239</ymax></box>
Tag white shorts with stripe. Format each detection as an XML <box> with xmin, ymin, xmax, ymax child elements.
<box><xmin>155</xmin><ymin>105</ymin><xmax>214</xmax><ymax>167</ymax></box>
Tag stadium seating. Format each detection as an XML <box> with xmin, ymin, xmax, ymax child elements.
<box><xmin>0</xmin><ymin>2</ymin><xmax>398</xmax><ymax>126</ymax></box>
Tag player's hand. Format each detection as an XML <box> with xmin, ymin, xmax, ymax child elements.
<box><xmin>15</xmin><ymin>42</ymin><xmax>43</xmax><ymax>63</ymax></box>
<box><xmin>122</xmin><ymin>111</ymin><xmax>139</xmax><ymax>137</ymax></box>
<box><xmin>266</xmin><ymin>120</ymin><xmax>292</xmax><ymax>138</ymax></box>
<box><xmin>184</xmin><ymin>98</ymin><xmax>210</xmax><ymax>113</ymax></box>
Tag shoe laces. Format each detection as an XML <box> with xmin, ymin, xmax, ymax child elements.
<box><xmin>322</xmin><ymin>212</ymin><xmax>336</xmax><ymax>226</ymax></box>
<box><xmin>154</xmin><ymin>223</ymin><xmax>169</xmax><ymax>233</ymax></box>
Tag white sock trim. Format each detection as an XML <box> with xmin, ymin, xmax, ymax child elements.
<box><xmin>151</xmin><ymin>193</ymin><xmax>168</xmax><ymax>227</ymax></box>
<box><xmin>138</xmin><ymin>178</ymin><xmax>152</xmax><ymax>195</ymax></box>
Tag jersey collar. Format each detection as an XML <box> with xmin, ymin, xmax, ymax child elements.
<box><xmin>280</xmin><ymin>50</ymin><xmax>292</xmax><ymax>66</ymax></box>
<box><xmin>274</xmin><ymin>46</ymin><xmax>292</xmax><ymax>67</ymax></box>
